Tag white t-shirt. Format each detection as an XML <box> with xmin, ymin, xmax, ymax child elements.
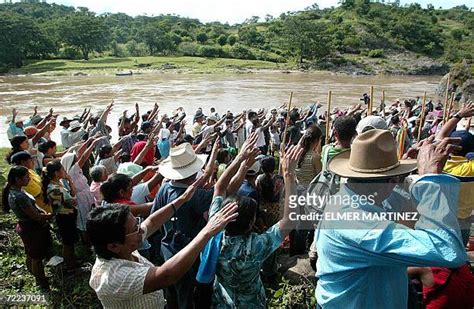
<box><xmin>89</xmin><ymin>251</ymin><xmax>166</xmax><ymax>309</ymax></box>
<box><xmin>254</xmin><ymin>127</ymin><xmax>266</xmax><ymax>147</ymax></box>
<box><xmin>131</xmin><ymin>182</ymin><xmax>150</xmax><ymax>205</ymax></box>
<box><xmin>270</xmin><ymin>132</ymin><xmax>281</xmax><ymax>145</ymax></box>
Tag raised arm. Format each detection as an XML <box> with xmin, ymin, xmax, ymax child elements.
<box><xmin>78</xmin><ymin>137</ymin><xmax>101</xmax><ymax>169</ymax></box>
<box><xmin>215</xmin><ymin>132</ymin><xmax>258</xmax><ymax>197</ymax></box>
<box><xmin>142</xmin><ymin>201</ymin><xmax>238</xmax><ymax>293</ymax></box>
<box><xmin>131</xmin><ymin>103</ymin><xmax>140</xmax><ymax>131</ymax></box>
<box><xmin>99</xmin><ymin>101</ymin><xmax>114</xmax><ymax>124</ymax></box>
<box><xmin>32</xmin><ymin>118</ymin><xmax>54</xmax><ymax>145</ymax></box>
<box><xmin>133</xmin><ymin>133</ymin><xmax>156</xmax><ymax>166</ymax></box>
<box><xmin>279</xmin><ymin>145</ymin><xmax>304</xmax><ymax>236</ymax></box>
<box><xmin>436</xmin><ymin>103</ymin><xmax>474</xmax><ymax>140</ymax></box>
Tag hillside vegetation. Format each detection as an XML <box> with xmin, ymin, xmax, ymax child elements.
<box><xmin>0</xmin><ymin>1</ymin><xmax>473</xmax><ymax>74</ymax></box>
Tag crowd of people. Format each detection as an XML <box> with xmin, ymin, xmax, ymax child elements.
<box><xmin>2</xmin><ymin>94</ymin><xmax>473</xmax><ymax>308</ymax></box>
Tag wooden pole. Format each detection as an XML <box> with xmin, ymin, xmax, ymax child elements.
<box><xmin>280</xmin><ymin>92</ymin><xmax>293</xmax><ymax>155</ymax></box>
<box><xmin>325</xmin><ymin>90</ymin><xmax>332</xmax><ymax>145</ymax></box>
<box><xmin>443</xmin><ymin>75</ymin><xmax>450</xmax><ymax>124</ymax></box>
<box><xmin>447</xmin><ymin>94</ymin><xmax>455</xmax><ymax>122</ymax></box>
<box><xmin>381</xmin><ymin>90</ymin><xmax>386</xmax><ymax>118</ymax></box>
<box><xmin>417</xmin><ymin>91</ymin><xmax>427</xmax><ymax>142</ymax></box>
<box><xmin>278</xmin><ymin>92</ymin><xmax>293</xmax><ymax>174</ymax></box>
<box><xmin>369</xmin><ymin>86</ymin><xmax>374</xmax><ymax>115</ymax></box>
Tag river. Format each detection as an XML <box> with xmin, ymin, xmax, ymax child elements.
<box><xmin>0</xmin><ymin>72</ymin><xmax>442</xmax><ymax>147</ymax></box>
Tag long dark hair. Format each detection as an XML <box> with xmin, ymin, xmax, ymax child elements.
<box><xmin>2</xmin><ymin>166</ymin><xmax>29</xmax><ymax>213</ymax></box>
<box><xmin>298</xmin><ymin>124</ymin><xmax>322</xmax><ymax>167</ymax></box>
<box><xmin>6</xmin><ymin>136</ymin><xmax>28</xmax><ymax>164</ymax></box>
<box><xmin>42</xmin><ymin>159</ymin><xmax>63</xmax><ymax>204</ymax></box>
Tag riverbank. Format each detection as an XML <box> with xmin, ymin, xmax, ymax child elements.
<box><xmin>4</xmin><ymin>53</ymin><xmax>451</xmax><ymax>77</ymax></box>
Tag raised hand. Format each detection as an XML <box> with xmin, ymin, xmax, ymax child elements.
<box><xmin>417</xmin><ymin>135</ymin><xmax>462</xmax><ymax>175</ymax></box>
<box><xmin>239</xmin><ymin>132</ymin><xmax>259</xmax><ymax>158</ymax></box>
<box><xmin>202</xmin><ymin>202</ymin><xmax>239</xmax><ymax>236</ymax></box>
<box><xmin>181</xmin><ymin>175</ymin><xmax>206</xmax><ymax>201</ymax></box>
<box><xmin>457</xmin><ymin>102</ymin><xmax>474</xmax><ymax>119</ymax></box>
<box><xmin>281</xmin><ymin>144</ymin><xmax>304</xmax><ymax>178</ymax></box>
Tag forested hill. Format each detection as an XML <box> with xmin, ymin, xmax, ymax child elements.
<box><xmin>0</xmin><ymin>1</ymin><xmax>473</xmax><ymax>74</ymax></box>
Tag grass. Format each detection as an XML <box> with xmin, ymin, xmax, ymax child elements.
<box><xmin>0</xmin><ymin>148</ymin><xmax>100</xmax><ymax>308</ymax></box>
<box><xmin>12</xmin><ymin>56</ymin><xmax>290</xmax><ymax>75</ymax></box>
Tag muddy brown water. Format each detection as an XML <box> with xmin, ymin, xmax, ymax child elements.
<box><xmin>0</xmin><ymin>72</ymin><xmax>441</xmax><ymax>147</ymax></box>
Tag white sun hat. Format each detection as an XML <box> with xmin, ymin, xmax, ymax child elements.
<box><xmin>159</xmin><ymin>143</ymin><xmax>208</xmax><ymax>180</ymax></box>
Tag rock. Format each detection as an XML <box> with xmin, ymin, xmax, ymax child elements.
<box><xmin>277</xmin><ymin>253</ymin><xmax>315</xmax><ymax>284</ymax></box>
<box><xmin>436</xmin><ymin>60</ymin><xmax>473</xmax><ymax>103</ymax></box>
<box><xmin>161</xmin><ymin>63</ymin><xmax>177</xmax><ymax>70</ymax></box>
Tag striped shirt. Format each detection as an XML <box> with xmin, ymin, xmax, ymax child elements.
<box><xmin>89</xmin><ymin>251</ymin><xmax>166</xmax><ymax>308</ymax></box>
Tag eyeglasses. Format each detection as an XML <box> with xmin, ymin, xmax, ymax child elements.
<box><xmin>125</xmin><ymin>217</ymin><xmax>143</xmax><ymax>237</ymax></box>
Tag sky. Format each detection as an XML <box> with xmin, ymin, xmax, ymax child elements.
<box><xmin>50</xmin><ymin>0</ymin><xmax>473</xmax><ymax>24</ymax></box>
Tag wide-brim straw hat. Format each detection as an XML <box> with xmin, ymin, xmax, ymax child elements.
<box><xmin>328</xmin><ymin>129</ymin><xmax>417</xmax><ymax>179</ymax></box>
<box><xmin>159</xmin><ymin>143</ymin><xmax>208</xmax><ymax>180</ymax></box>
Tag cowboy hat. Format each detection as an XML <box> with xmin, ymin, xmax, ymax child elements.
<box><xmin>328</xmin><ymin>129</ymin><xmax>417</xmax><ymax>179</ymax></box>
<box><xmin>159</xmin><ymin>143</ymin><xmax>208</xmax><ymax>180</ymax></box>
<box><xmin>60</xmin><ymin>117</ymin><xmax>72</xmax><ymax>126</ymax></box>
<box><xmin>68</xmin><ymin>120</ymin><xmax>81</xmax><ymax>131</ymax></box>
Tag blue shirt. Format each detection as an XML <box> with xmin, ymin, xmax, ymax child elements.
<box><xmin>315</xmin><ymin>174</ymin><xmax>468</xmax><ymax>309</ymax></box>
<box><xmin>237</xmin><ymin>180</ymin><xmax>259</xmax><ymax>202</ymax></box>
<box><xmin>208</xmin><ymin>196</ymin><xmax>283</xmax><ymax>308</ymax></box>
<box><xmin>149</xmin><ymin>181</ymin><xmax>213</xmax><ymax>259</ymax></box>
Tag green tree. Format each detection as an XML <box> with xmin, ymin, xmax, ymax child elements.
<box><xmin>451</xmin><ymin>28</ymin><xmax>463</xmax><ymax>40</ymax></box>
<box><xmin>282</xmin><ymin>16</ymin><xmax>332</xmax><ymax>63</ymax></box>
<box><xmin>196</xmin><ymin>32</ymin><xmax>208</xmax><ymax>44</ymax></box>
<box><xmin>60</xmin><ymin>13</ymin><xmax>109</xmax><ymax>60</ymax></box>
<box><xmin>0</xmin><ymin>11</ymin><xmax>54</xmax><ymax>68</ymax></box>
<box><xmin>217</xmin><ymin>34</ymin><xmax>227</xmax><ymax>46</ymax></box>
<box><xmin>228</xmin><ymin>35</ymin><xmax>237</xmax><ymax>46</ymax></box>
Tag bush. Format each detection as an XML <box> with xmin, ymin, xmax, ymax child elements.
<box><xmin>60</xmin><ymin>47</ymin><xmax>81</xmax><ymax>59</ymax></box>
<box><xmin>178</xmin><ymin>42</ymin><xmax>199</xmax><ymax>56</ymax></box>
<box><xmin>230</xmin><ymin>44</ymin><xmax>255</xmax><ymax>60</ymax></box>
<box><xmin>368</xmin><ymin>49</ymin><xmax>384</xmax><ymax>58</ymax></box>
<box><xmin>196</xmin><ymin>32</ymin><xmax>208</xmax><ymax>44</ymax></box>
<box><xmin>217</xmin><ymin>34</ymin><xmax>227</xmax><ymax>46</ymax></box>
<box><xmin>110</xmin><ymin>41</ymin><xmax>129</xmax><ymax>57</ymax></box>
<box><xmin>198</xmin><ymin>45</ymin><xmax>224</xmax><ymax>58</ymax></box>
<box><xmin>125</xmin><ymin>40</ymin><xmax>149</xmax><ymax>57</ymax></box>
<box><xmin>451</xmin><ymin>29</ymin><xmax>463</xmax><ymax>40</ymax></box>
<box><xmin>228</xmin><ymin>35</ymin><xmax>237</xmax><ymax>46</ymax></box>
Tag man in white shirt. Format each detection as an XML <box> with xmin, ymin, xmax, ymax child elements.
<box><xmin>87</xmin><ymin>182</ymin><xmax>238</xmax><ymax>309</ymax></box>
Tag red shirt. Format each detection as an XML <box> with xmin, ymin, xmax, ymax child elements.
<box><xmin>112</xmin><ymin>199</ymin><xmax>136</xmax><ymax>206</ymax></box>
<box><xmin>130</xmin><ymin>141</ymin><xmax>155</xmax><ymax>167</ymax></box>
<box><xmin>423</xmin><ymin>265</ymin><xmax>474</xmax><ymax>309</ymax></box>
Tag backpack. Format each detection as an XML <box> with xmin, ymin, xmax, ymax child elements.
<box><xmin>305</xmin><ymin>145</ymin><xmax>342</xmax><ymax>215</ymax></box>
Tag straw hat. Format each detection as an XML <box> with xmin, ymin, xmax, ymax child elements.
<box><xmin>159</xmin><ymin>143</ymin><xmax>208</xmax><ymax>180</ymax></box>
<box><xmin>328</xmin><ymin>129</ymin><xmax>417</xmax><ymax>179</ymax></box>
<box><xmin>68</xmin><ymin>120</ymin><xmax>81</xmax><ymax>131</ymax></box>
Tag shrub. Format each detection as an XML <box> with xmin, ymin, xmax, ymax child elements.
<box><xmin>368</xmin><ymin>49</ymin><xmax>384</xmax><ymax>58</ymax></box>
<box><xmin>198</xmin><ymin>45</ymin><xmax>224</xmax><ymax>58</ymax></box>
<box><xmin>178</xmin><ymin>42</ymin><xmax>199</xmax><ymax>56</ymax></box>
<box><xmin>125</xmin><ymin>40</ymin><xmax>149</xmax><ymax>57</ymax></box>
<box><xmin>217</xmin><ymin>34</ymin><xmax>227</xmax><ymax>46</ymax></box>
<box><xmin>228</xmin><ymin>35</ymin><xmax>237</xmax><ymax>46</ymax></box>
<box><xmin>60</xmin><ymin>47</ymin><xmax>81</xmax><ymax>59</ymax></box>
<box><xmin>230</xmin><ymin>44</ymin><xmax>255</xmax><ymax>60</ymax></box>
